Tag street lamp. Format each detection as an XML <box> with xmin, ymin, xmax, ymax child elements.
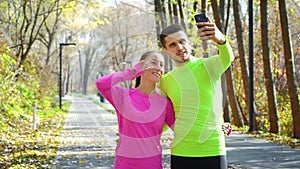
<box><xmin>248</xmin><ymin>0</ymin><xmax>255</xmax><ymax>132</ymax></box>
<box><xmin>59</xmin><ymin>43</ymin><xmax>76</xmax><ymax>109</ymax></box>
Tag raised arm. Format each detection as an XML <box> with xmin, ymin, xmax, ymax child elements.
<box><xmin>95</xmin><ymin>63</ymin><xmax>143</xmax><ymax>106</ymax></box>
<box><xmin>197</xmin><ymin>16</ymin><xmax>234</xmax><ymax>65</ymax></box>
<box><xmin>196</xmin><ymin>17</ymin><xmax>234</xmax><ymax>76</ymax></box>
<box><xmin>217</xmin><ymin>38</ymin><xmax>234</xmax><ymax>70</ymax></box>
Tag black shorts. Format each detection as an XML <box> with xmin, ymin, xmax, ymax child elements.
<box><xmin>171</xmin><ymin>155</ymin><xmax>227</xmax><ymax>169</ymax></box>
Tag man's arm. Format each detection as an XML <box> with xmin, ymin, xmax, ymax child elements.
<box><xmin>217</xmin><ymin>37</ymin><xmax>234</xmax><ymax>70</ymax></box>
<box><xmin>196</xmin><ymin>17</ymin><xmax>234</xmax><ymax>73</ymax></box>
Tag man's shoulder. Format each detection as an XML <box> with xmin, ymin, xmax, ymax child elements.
<box><xmin>186</xmin><ymin>56</ymin><xmax>206</xmax><ymax>69</ymax></box>
<box><xmin>189</xmin><ymin>56</ymin><xmax>206</xmax><ymax>63</ymax></box>
<box><xmin>161</xmin><ymin>70</ymin><xmax>179</xmax><ymax>84</ymax></box>
<box><xmin>161</xmin><ymin>72</ymin><xmax>172</xmax><ymax>80</ymax></box>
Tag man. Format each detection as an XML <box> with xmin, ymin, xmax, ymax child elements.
<box><xmin>159</xmin><ymin>17</ymin><xmax>234</xmax><ymax>169</ymax></box>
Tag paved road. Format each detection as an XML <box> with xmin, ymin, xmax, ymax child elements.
<box><xmin>54</xmin><ymin>96</ymin><xmax>117</xmax><ymax>168</ymax></box>
<box><xmin>226</xmin><ymin>133</ymin><xmax>300</xmax><ymax>169</ymax></box>
<box><xmin>54</xmin><ymin>96</ymin><xmax>300</xmax><ymax>169</ymax></box>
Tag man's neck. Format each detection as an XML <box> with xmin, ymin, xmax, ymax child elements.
<box><xmin>175</xmin><ymin>58</ymin><xmax>189</xmax><ymax>67</ymax></box>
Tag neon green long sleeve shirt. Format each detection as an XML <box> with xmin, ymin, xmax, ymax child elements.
<box><xmin>160</xmin><ymin>40</ymin><xmax>234</xmax><ymax>157</ymax></box>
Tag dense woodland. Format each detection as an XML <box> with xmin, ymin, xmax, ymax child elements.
<box><xmin>0</xmin><ymin>0</ymin><xmax>299</xmax><ymax>167</ymax></box>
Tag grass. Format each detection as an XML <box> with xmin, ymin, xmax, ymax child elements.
<box><xmin>0</xmin><ymin>102</ymin><xmax>71</xmax><ymax>169</ymax></box>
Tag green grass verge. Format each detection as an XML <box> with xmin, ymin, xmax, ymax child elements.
<box><xmin>0</xmin><ymin>102</ymin><xmax>71</xmax><ymax>169</ymax></box>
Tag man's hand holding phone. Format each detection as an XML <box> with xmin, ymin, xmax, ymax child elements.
<box><xmin>194</xmin><ymin>13</ymin><xmax>226</xmax><ymax>44</ymax></box>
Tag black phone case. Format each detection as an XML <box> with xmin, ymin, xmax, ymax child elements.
<box><xmin>194</xmin><ymin>13</ymin><xmax>208</xmax><ymax>29</ymax></box>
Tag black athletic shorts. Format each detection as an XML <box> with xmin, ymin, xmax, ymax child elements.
<box><xmin>171</xmin><ymin>155</ymin><xmax>227</xmax><ymax>169</ymax></box>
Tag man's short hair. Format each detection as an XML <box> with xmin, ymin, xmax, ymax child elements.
<box><xmin>159</xmin><ymin>24</ymin><xmax>186</xmax><ymax>48</ymax></box>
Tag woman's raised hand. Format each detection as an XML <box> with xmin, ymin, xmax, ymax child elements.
<box><xmin>140</xmin><ymin>60</ymin><xmax>162</xmax><ymax>73</ymax></box>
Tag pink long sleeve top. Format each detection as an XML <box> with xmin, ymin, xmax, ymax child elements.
<box><xmin>95</xmin><ymin>63</ymin><xmax>175</xmax><ymax>169</ymax></box>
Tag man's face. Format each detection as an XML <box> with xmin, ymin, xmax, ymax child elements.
<box><xmin>162</xmin><ymin>31</ymin><xmax>191</xmax><ymax>66</ymax></box>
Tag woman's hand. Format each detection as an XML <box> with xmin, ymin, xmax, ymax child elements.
<box><xmin>139</xmin><ymin>60</ymin><xmax>163</xmax><ymax>75</ymax></box>
<box><xmin>222</xmin><ymin>122</ymin><xmax>232</xmax><ymax>137</ymax></box>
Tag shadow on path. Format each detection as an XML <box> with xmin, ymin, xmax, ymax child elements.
<box><xmin>226</xmin><ymin>133</ymin><xmax>300</xmax><ymax>169</ymax></box>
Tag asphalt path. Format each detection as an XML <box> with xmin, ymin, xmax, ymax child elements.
<box><xmin>54</xmin><ymin>96</ymin><xmax>300</xmax><ymax>169</ymax></box>
<box><xmin>226</xmin><ymin>133</ymin><xmax>300</xmax><ymax>169</ymax></box>
<box><xmin>54</xmin><ymin>96</ymin><xmax>117</xmax><ymax>168</ymax></box>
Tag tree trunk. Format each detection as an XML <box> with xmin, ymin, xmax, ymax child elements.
<box><xmin>232</xmin><ymin>0</ymin><xmax>257</xmax><ymax>128</ymax></box>
<box><xmin>278</xmin><ymin>0</ymin><xmax>300</xmax><ymax>138</ymax></box>
<box><xmin>177</xmin><ymin>0</ymin><xmax>185</xmax><ymax>29</ymax></box>
<box><xmin>211</xmin><ymin>0</ymin><xmax>244</xmax><ymax>127</ymax></box>
<box><xmin>167</xmin><ymin>0</ymin><xmax>173</xmax><ymax>24</ymax></box>
<box><xmin>155</xmin><ymin>0</ymin><xmax>170</xmax><ymax>72</ymax></box>
<box><xmin>224</xmin><ymin>0</ymin><xmax>231</xmax><ymax>34</ymax></box>
<box><xmin>200</xmin><ymin>0</ymin><xmax>209</xmax><ymax>58</ymax></box>
<box><xmin>82</xmin><ymin>57</ymin><xmax>90</xmax><ymax>95</ymax></box>
<box><xmin>219</xmin><ymin>0</ymin><xmax>225</xmax><ymax>22</ymax></box>
<box><xmin>166</xmin><ymin>0</ymin><xmax>174</xmax><ymax>70</ymax></box>
<box><xmin>225</xmin><ymin>67</ymin><xmax>244</xmax><ymax>126</ymax></box>
<box><xmin>154</xmin><ymin>0</ymin><xmax>164</xmax><ymax>46</ymax></box>
<box><xmin>201</xmin><ymin>0</ymin><xmax>206</xmax><ymax>14</ymax></box>
<box><xmin>172</xmin><ymin>1</ymin><xmax>178</xmax><ymax>24</ymax></box>
<box><xmin>211</xmin><ymin>0</ymin><xmax>223</xmax><ymax>30</ymax></box>
<box><xmin>78</xmin><ymin>51</ymin><xmax>84</xmax><ymax>94</ymax></box>
<box><xmin>260</xmin><ymin>0</ymin><xmax>279</xmax><ymax>134</ymax></box>
<box><xmin>65</xmin><ymin>64</ymin><xmax>71</xmax><ymax>95</ymax></box>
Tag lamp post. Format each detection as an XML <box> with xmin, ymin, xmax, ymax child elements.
<box><xmin>59</xmin><ymin>43</ymin><xmax>76</xmax><ymax>109</ymax></box>
<box><xmin>248</xmin><ymin>0</ymin><xmax>254</xmax><ymax>132</ymax></box>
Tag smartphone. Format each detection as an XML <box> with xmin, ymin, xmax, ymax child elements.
<box><xmin>194</xmin><ymin>13</ymin><xmax>208</xmax><ymax>29</ymax></box>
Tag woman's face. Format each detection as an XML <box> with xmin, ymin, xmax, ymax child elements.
<box><xmin>143</xmin><ymin>53</ymin><xmax>164</xmax><ymax>83</ymax></box>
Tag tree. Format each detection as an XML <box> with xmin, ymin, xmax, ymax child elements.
<box><xmin>100</xmin><ymin>2</ymin><xmax>159</xmax><ymax>78</ymax></box>
<box><xmin>260</xmin><ymin>0</ymin><xmax>279</xmax><ymax>134</ymax></box>
<box><xmin>5</xmin><ymin>0</ymin><xmax>59</xmax><ymax>69</ymax></box>
<box><xmin>278</xmin><ymin>0</ymin><xmax>300</xmax><ymax>138</ymax></box>
<box><xmin>60</xmin><ymin>0</ymin><xmax>113</xmax><ymax>95</ymax></box>
<box><xmin>38</xmin><ymin>0</ymin><xmax>68</xmax><ymax>66</ymax></box>
<box><xmin>200</xmin><ymin>0</ymin><xmax>209</xmax><ymax>58</ymax></box>
<box><xmin>232</xmin><ymin>0</ymin><xmax>252</xmax><ymax>124</ymax></box>
<box><xmin>211</xmin><ymin>0</ymin><xmax>244</xmax><ymax>127</ymax></box>
<box><xmin>154</xmin><ymin>0</ymin><xmax>169</xmax><ymax>72</ymax></box>
<box><xmin>78</xmin><ymin>42</ymin><xmax>103</xmax><ymax>94</ymax></box>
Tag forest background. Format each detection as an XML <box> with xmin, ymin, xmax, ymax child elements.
<box><xmin>0</xmin><ymin>0</ymin><xmax>299</xmax><ymax>168</ymax></box>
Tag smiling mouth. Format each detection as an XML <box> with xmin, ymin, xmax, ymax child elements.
<box><xmin>177</xmin><ymin>51</ymin><xmax>187</xmax><ymax>58</ymax></box>
<box><xmin>152</xmin><ymin>71</ymin><xmax>162</xmax><ymax>77</ymax></box>
<box><xmin>178</xmin><ymin>51</ymin><xmax>190</xmax><ymax>61</ymax></box>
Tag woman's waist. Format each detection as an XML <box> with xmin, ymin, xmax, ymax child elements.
<box><xmin>116</xmin><ymin>134</ymin><xmax>162</xmax><ymax>158</ymax></box>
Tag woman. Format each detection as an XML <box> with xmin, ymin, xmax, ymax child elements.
<box><xmin>96</xmin><ymin>51</ymin><xmax>175</xmax><ymax>169</ymax></box>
